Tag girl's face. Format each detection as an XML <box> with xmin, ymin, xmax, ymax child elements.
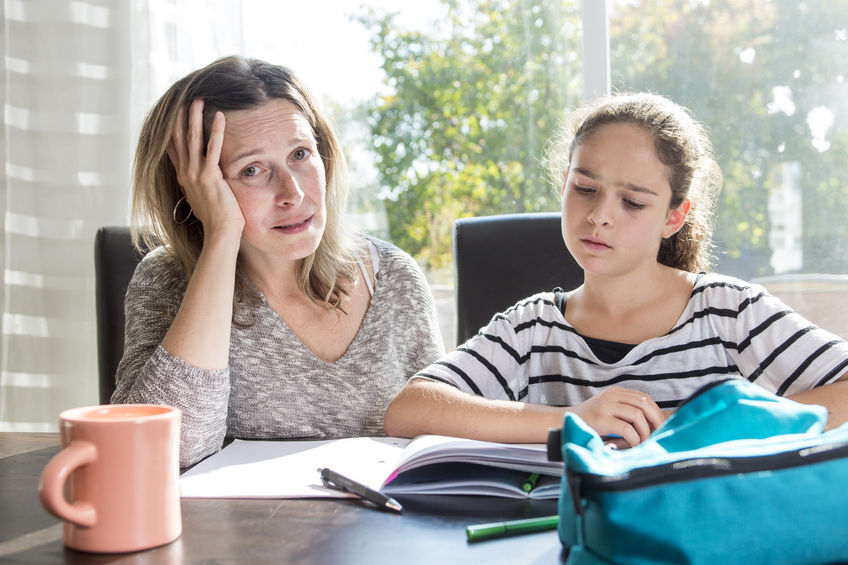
<box><xmin>218</xmin><ymin>98</ymin><xmax>327</xmax><ymax>270</ymax></box>
<box><xmin>561</xmin><ymin>122</ymin><xmax>689</xmax><ymax>278</ymax></box>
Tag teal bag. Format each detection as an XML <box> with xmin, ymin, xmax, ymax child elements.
<box><xmin>551</xmin><ymin>379</ymin><xmax>848</xmax><ymax>565</ymax></box>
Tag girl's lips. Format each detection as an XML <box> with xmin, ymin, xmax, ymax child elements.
<box><xmin>582</xmin><ymin>237</ymin><xmax>611</xmax><ymax>251</ymax></box>
<box><xmin>273</xmin><ymin>216</ymin><xmax>313</xmax><ymax>234</ymax></box>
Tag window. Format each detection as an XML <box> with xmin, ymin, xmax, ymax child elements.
<box><xmin>241</xmin><ymin>0</ymin><xmax>848</xmax><ymax>344</ymax></box>
<box><xmin>609</xmin><ymin>0</ymin><xmax>848</xmax><ymax>339</ymax></box>
<box><xmin>243</xmin><ymin>1</ymin><xmax>582</xmax><ymax>347</ymax></box>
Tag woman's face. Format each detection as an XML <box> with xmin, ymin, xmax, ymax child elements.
<box><xmin>218</xmin><ymin>98</ymin><xmax>327</xmax><ymax>270</ymax></box>
<box><xmin>561</xmin><ymin>122</ymin><xmax>688</xmax><ymax>278</ymax></box>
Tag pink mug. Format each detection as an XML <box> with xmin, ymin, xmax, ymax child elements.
<box><xmin>38</xmin><ymin>404</ymin><xmax>182</xmax><ymax>553</ymax></box>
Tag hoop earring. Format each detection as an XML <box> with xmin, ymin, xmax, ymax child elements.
<box><xmin>172</xmin><ymin>195</ymin><xmax>193</xmax><ymax>225</ymax></box>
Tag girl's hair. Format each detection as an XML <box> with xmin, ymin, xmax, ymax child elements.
<box><xmin>547</xmin><ymin>92</ymin><xmax>722</xmax><ymax>273</ymax></box>
<box><xmin>131</xmin><ymin>55</ymin><xmax>360</xmax><ymax>312</ymax></box>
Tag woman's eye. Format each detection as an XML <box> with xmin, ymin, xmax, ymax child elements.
<box><xmin>624</xmin><ymin>199</ymin><xmax>646</xmax><ymax>210</ymax></box>
<box><xmin>241</xmin><ymin>165</ymin><xmax>259</xmax><ymax>177</ymax></box>
<box><xmin>574</xmin><ymin>185</ymin><xmax>594</xmax><ymax>194</ymax></box>
<box><xmin>293</xmin><ymin>148</ymin><xmax>309</xmax><ymax>161</ymax></box>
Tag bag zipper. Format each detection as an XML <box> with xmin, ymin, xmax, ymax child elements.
<box><xmin>567</xmin><ymin>439</ymin><xmax>848</xmax><ymax>515</ymax></box>
<box><xmin>549</xmin><ymin>379</ymin><xmax>737</xmax><ymax>464</ymax></box>
<box><xmin>672</xmin><ymin>377</ymin><xmax>735</xmax><ymax>410</ymax></box>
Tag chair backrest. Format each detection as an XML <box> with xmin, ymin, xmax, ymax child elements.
<box><xmin>452</xmin><ymin>212</ymin><xmax>583</xmax><ymax>346</ymax></box>
<box><xmin>94</xmin><ymin>226</ymin><xmax>144</xmax><ymax>404</ymax></box>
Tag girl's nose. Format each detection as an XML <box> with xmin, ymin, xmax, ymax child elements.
<box><xmin>588</xmin><ymin>197</ymin><xmax>614</xmax><ymax>226</ymax></box>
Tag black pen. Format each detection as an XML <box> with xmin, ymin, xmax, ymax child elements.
<box><xmin>318</xmin><ymin>467</ymin><xmax>403</xmax><ymax>513</ymax></box>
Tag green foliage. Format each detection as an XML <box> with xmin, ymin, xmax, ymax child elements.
<box><xmin>610</xmin><ymin>0</ymin><xmax>848</xmax><ymax>277</ymax></box>
<box><xmin>356</xmin><ymin>0</ymin><xmax>581</xmax><ymax>270</ymax></box>
<box><xmin>359</xmin><ymin>0</ymin><xmax>848</xmax><ymax>277</ymax></box>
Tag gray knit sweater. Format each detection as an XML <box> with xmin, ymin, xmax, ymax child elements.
<box><xmin>111</xmin><ymin>237</ymin><xmax>444</xmax><ymax>466</ymax></box>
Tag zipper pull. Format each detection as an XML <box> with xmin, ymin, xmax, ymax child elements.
<box><xmin>547</xmin><ymin>428</ymin><xmax>562</xmax><ymax>462</ymax></box>
<box><xmin>566</xmin><ymin>469</ymin><xmax>584</xmax><ymax>516</ymax></box>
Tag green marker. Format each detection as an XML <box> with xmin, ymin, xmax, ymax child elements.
<box><xmin>465</xmin><ymin>515</ymin><xmax>559</xmax><ymax>542</ymax></box>
<box><xmin>521</xmin><ymin>472</ymin><xmax>540</xmax><ymax>492</ymax></box>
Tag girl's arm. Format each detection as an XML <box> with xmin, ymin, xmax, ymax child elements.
<box><xmin>788</xmin><ymin>373</ymin><xmax>848</xmax><ymax>429</ymax></box>
<box><xmin>386</xmin><ymin>294</ymin><xmax>665</xmax><ymax>445</ymax></box>
<box><xmin>725</xmin><ymin>280</ymin><xmax>848</xmax><ymax>430</ymax></box>
<box><xmin>384</xmin><ymin>378</ymin><xmax>665</xmax><ymax>446</ymax></box>
<box><xmin>384</xmin><ymin>379</ymin><xmax>565</xmax><ymax>443</ymax></box>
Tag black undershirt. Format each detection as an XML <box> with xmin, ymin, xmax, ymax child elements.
<box><xmin>554</xmin><ymin>288</ymin><xmax>636</xmax><ymax>364</ymax></box>
<box><xmin>578</xmin><ymin>334</ymin><xmax>636</xmax><ymax>364</ymax></box>
<box><xmin>553</xmin><ymin>272</ymin><xmax>704</xmax><ymax>364</ymax></box>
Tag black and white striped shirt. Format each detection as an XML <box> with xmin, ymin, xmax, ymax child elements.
<box><xmin>417</xmin><ymin>273</ymin><xmax>848</xmax><ymax>409</ymax></box>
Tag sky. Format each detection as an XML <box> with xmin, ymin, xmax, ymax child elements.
<box><xmin>242</xmin><ymin>1</ymin><xmax>444</xmax><ymax>106</ymax></box>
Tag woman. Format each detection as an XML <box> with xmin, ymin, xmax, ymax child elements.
<box><xmin>113</xmin><ymin>56</ymin><xmax>444</xmax><ymax>466</ymax></box>
<box><xmin>384</xmin><ymin>92</ymin><xmax>848</xmax><ymax>446</ymax></box>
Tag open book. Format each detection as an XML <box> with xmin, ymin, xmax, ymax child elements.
<box><xmin>179</xmin><ymin>435</ymin><xmax>563</xmax><ymax>500</ymax></box>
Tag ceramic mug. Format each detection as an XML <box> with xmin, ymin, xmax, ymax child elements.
<box><xmin>38</xmin><ymin>404</ymin><xmax>182</xmax><ymax>553</ymax></box>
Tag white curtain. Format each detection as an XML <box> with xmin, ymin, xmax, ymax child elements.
<box><xmin>0</xmin><ymin>0</ymin><xmax>243</xmax><ymax>432</ymax></box>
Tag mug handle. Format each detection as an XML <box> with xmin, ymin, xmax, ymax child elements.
<box><xmin>38</xmin><ymin>440</ymin><xmax>98</xmax><ymax>527</ymax></box>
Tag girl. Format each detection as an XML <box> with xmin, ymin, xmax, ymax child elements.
<box><xmin>112</xmin><ymin>56</ymin><xmax>444</xmax><ymax>466</ymax></box>
<box><xmin>384</xmin><ymin>92</ymin><xmax>848</xmax><ymax>447</ymax></box>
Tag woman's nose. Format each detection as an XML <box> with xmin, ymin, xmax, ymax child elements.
<box><xmin>274</xmin><ymin>171</ymin><xmax>304</xmax><ymax>207</ymax></box>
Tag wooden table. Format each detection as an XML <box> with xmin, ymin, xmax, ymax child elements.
<box><xmin>0</xmin><ymin>433</ymin><xmax>566</xmax><ymax>564</ymax></box>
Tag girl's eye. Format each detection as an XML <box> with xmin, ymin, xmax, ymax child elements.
<box><xmin>241</xmin><ymin>165</ymin><xmax>259</xmax><ymax>177</ymax></box>
<box><xmin>624</xmin><ymin>199</ymin><xmax>646</xmax><ymax>210</ymax></box>
<box><xmin>574</xmin><ymin>185</ymin><xmax>594</xmax><ymax>194</ymax></box>
<box><xmin>293</xmin><ymin>148</ymin><xmax>309</xmax><ymax>161</ymax></box>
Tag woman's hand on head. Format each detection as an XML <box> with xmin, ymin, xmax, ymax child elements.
<box><xmin>569</xmin><ymin>386</ymin><xmax>666</xmax><ymax>447</ymax></box>
<box><xmin>167</xmin><ymin>98</ymin><xmax>245</xmax><ymax>238</ymax></box>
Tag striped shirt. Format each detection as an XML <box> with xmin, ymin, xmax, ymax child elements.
<box><xmin>416</xmin><ymin>273</ymin><xmax>848</xmax><ymax>408</ymax></box>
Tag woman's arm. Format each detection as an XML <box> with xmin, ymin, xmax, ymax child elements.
<box><xmin>111</xmin><ymin>254</ymin><xmax>231</xmax><ymax>467</ymax></box>
<box><xmin>159</xmin><ymin>229</ymin><xmax>240</xmax><ymax>368</ymax></box>
<box><xmin>113</xmin><ymin>100</ymin><xmax>246</xmax><ymax>466</ymax></box>
<box><xmin>161</xmin><ymin>99</ymin><xmax>245</xmax><ymax>369</ymax></box>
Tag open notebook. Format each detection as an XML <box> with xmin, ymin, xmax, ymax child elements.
<box><xmin>179</xmin><ymin>435</ymin><xmax>563</xmax><ymax>500</ymax></box>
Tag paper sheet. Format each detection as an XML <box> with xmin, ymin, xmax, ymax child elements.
<box><xmin>179</xmin><ymin>437</ymin><xmax>411</xmax><ymax>499</ymax></box>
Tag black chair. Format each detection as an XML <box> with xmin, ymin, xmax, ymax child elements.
<box><xmin>452</xmin><ymin>212</ymin><xmax>583</xmax><ymax>346</ymax></box>
<box><xmin>94</xmin><ymin>226</ymin><xmax>144</xmax><ymax>404</ymax></box>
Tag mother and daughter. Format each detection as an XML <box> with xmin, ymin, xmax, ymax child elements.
<box><xmin>114</xmin><ymin>55</ymin><xmax>848</xmax><ymax>466</ymax></box>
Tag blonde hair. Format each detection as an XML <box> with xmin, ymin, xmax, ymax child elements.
<box><xmin>131</xmin><ymin>55</ymin><xmax>360</xmax><ymax>312</ymax></box>
<box><xmin>548</xmin><ymin>92</ymin><xmax>722</xmax><ymax>273</ymax></box>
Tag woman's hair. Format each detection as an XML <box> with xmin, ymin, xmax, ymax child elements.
<box><xmin>132</xmin><ymin>55</ymin><xmax>360</xmax><ymax>311</ymax></box>
<box><xmin>547</xmin><ymin>92</ymin><xmax>722</xmax><ymax>273</ymax></box>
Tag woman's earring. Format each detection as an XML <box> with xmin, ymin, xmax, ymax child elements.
<box><xmin>172</xmin><ymin>195</ymin><xmax>193</xmax><ymax>225</ymax></box>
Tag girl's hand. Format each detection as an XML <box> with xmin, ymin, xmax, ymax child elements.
<box><xmin>570</xmin><ymin>386</ymin><xmax>667</xmax><ymax>447</ymax></box>
<box><xmin>166</xmin><ymin>98</ymin><xmax>245</xmax><ymax>237</ymax></box>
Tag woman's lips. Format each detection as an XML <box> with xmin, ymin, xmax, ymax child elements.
<box><xmin>273</xmin><ymin>216</ymin><xmax>313</xmax><ymax>234</ymax></box>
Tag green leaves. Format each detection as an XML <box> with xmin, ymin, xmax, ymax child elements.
<box><xmin>358</xmin><ymin>0</ymin><xmax>848</xmax><ymax>277</ymax></box>
<box><xmin>611</xmin><ymin>0</ymin><xmax>848</xmax><ymax>277</ymax></box>
<box><xmin>356</xmin><ymin>0</ymin><xmax>581</xmax><ymax>270</ymax></box>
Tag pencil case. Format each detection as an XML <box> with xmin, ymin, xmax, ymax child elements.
<box><xmin>548</xmin><ymin>379</ymin><xmax>848</xmax><ymax>565</ymax></box>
